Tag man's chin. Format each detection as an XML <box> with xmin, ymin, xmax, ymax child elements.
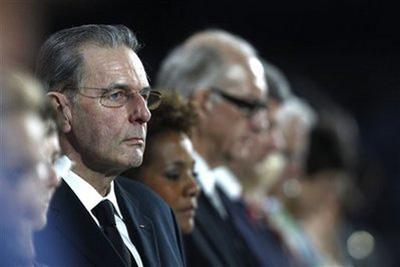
<box><xmin>127</xmin><ymin>150</ymin><xmax>144</xmax><ymax>168</ymax></box>
<box><xmin>100</xmin><ymin>152</ymin><xmax>144</xmax><ymax>174</ymax></box>
<box><xmin>128</xmin><ymin>158</ymin><xmax>143</xmax><ymax>168</ymax></box>
<box><xmin>113</xmin><ymin>158</ymin><xmax>143</xmax><ymax>175</ymax></box>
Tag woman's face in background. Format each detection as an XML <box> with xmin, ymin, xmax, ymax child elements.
<box><xmin>139</xmin><ymin>131</ymin><xmax>200</xmax><ymax>234</ymax></box>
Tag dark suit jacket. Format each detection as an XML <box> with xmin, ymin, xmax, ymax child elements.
<box><xmin>34</xmin><ymin>177</ymin><xmax>185</xmax><ymax>267</ymax></box>
<box><xmin>184</xmin><ymin>193</ymin><xmax>256</xmax><ymax>267</ymax></box>
<box><xmin>217</xmin><ymin>186</ymin><xmax>293</xmax><ymax>267</ymax></box>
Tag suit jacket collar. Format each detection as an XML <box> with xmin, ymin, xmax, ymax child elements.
<box><xmin>114</xmin><ymin>179</ymin><xmax>160</xmax><ymax>267</ymax></box>
<box><xmin>194</xmin><ymin>193</ymin><xmax>235</xmax><ymax>265</ymax></box>
<box><xmin>192</xmin><ymin>151</ymin><xmax>217</xmax><ymax>196</ymax></box>
<box><xmin>48</xmin><ymin>178</ymin><xmax>164</xmax><ymax>266</ymax></box>
<box><xmin>49</xmin><ymin>180</ymin><xmax>128</xmax><ymax>266</ymax></box>
<box><xmin>61</xmin><ymin>170</ymin><xmax>124</xmax><ymax>223</ymax></box>
<box><xmin>212</xmin><ymin>166</ymin><xmax>242</xmax><ymax>201</ymax></box>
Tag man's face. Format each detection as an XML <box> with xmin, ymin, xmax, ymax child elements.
<box><xmin>205</xmin><ymin>50</ymin><xmax>268</xmax><ymax>164</ymax></box>
<box><xmin>277</xmin><ymin>103</ymin><xmax>313</xmax><ymax>179</ymax></box>
<box><xmin>252</xmin><ymin>99</ymin><xmax>288</xmax><ymax>191</ymax></box>
<box><xmin>68</xmin><ymin>45</ymin><xmax>151</xmax><ymax>173</ymax></box>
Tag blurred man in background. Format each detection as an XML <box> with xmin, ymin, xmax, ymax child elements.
<box><xmin>157</xmin><ymin>29</ymin><xmax>292</xmax><ymax>267</ymax></box>
<box><xmin>245</xmin><ymin>62</ymin><xmax>323</xmax><ymax>267</ymax></box>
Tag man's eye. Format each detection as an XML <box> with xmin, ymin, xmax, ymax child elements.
<box><xmin>164</xmin><ymin>170</ymin><xmax>180</xmax><ymax>181</ymax></box>
<box><xmin>106</xmin><ymin>90</ymin><xmax>126</xmax><ymax>101</ymax></box>
<box><xmin>239</xmin><ymin>106</ymin><xmax>252</xmax><ymax>113</ymax></box>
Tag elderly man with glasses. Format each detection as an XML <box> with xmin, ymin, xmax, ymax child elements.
<box><xmin>157</xmin><ymin>30</ymin><xmax>293</xmax><ymax>267</ymax></box>
<box><xmin>34</xmin><ymin>24</ymin><xmax>185</xmax><ymax>267</ymax></box>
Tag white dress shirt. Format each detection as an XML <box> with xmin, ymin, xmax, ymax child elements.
<box><xmin>212</xmin><ymin>166</ymin><xmax>243</xmax><ymax>201</ymax></box>
<box><xmin>193</xmin><ymin>151</ymin><xmax>228</xmax><ymax>218</ymax></box>
<box><xmin>62</xmin><ymin>168</ymin><xmax>143</xmax><ymax>267</ymax></box>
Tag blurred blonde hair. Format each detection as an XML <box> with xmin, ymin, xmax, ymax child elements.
<box><xmin>1</xmin><ymin>70</ymin><xmax>56</xmax><ymax>135</ymax></box>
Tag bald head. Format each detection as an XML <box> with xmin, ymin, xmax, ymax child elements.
<box><xmin>157</xmin><ymin>29</ymin><xmax>266</xmax><ymax>100</ymax></box>
<box><xmin>184</xmin><ymin>30</ymin><xmax>256</xmax><ymax>56</ymax></box>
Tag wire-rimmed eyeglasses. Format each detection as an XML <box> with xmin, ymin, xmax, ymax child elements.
<box><xmin>74</xmin><ymin>86</ymin><xmax>162</xmax><ymax>110</ymax></box>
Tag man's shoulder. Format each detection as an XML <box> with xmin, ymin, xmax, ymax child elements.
<box><xmin>115</xmin><ymin>176</ymin><xmax>186</xmax><ymax>266</ymax></box>
<box><xmin>115</xmin><ymin>176</ymin><xmax>171</xmax><ymax>214</ymax></box>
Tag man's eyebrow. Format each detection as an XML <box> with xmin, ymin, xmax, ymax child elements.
<box><xmin>107</xmin><ymin>83</ymin><xmax>131</xmax><ymax>90</ymax></box>
<box><xmin>107</xmin><ymin>84</ymin><xmax>152</xmax><ymax>92</ymax></box>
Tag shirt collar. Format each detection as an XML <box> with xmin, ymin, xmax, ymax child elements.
<box><xmin>192</xmin><ymin>150</ymin><xmax>217</xmax><ymax>197</ymax></box>
<box><xmin>213</xmin><ymin>166</ymin><xmax>242</xmax><ymax>201</ymax></box>
<box><xmin>61</xmin><ymin>165</ymin><xmax>123</xmax><ymax>219</ymax></box>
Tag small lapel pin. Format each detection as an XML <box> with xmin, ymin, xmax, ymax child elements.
<box><xmin>139</xmin><ymin>224</ymin><xmax>146</xmax><ymax>229</ymax></box>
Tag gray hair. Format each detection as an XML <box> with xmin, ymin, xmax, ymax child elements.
<box><xmin>156</xmin><ymin>29</ymin><xmax>258</xmax><ymax>98</ymax></box>
<box><xmin>263</xmin><ymin>60</ymin><xmax>293</xmax><ymax>103</ymax></box>
<box><xmin>276</xmin><ymin>97</ymin><xmax>317</xmax><ymax>133</ymax></box>
<box><xmin>156</xmin><ymin>44</ymin><xmax>224</xmax><ymax>97</ymax></box>
<box><xmin>36</xmin><ymin>24</ymin><xmax>140</xmax><ymax>93</ymax></box>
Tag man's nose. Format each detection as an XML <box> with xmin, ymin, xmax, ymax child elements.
<box><xmin>249</xmin><ymin>109</ymin><xmax>269</xmax><ymax>133</ymax></box>
<box><xmin>128</xmin><ymin>93</ymin><xmax>151</xmax><ymax>124</ymax></box>
<box><xmin>268</xmin><ymin>127</ymin><xmax>286</xmax><ymax>152</ymax></box>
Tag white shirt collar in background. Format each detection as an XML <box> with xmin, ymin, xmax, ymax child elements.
<box><xmin>193</xmin><ymin>150</ymin><xmax>217</xmax><ymax>197</ymax></box>
<box><xmin>213</xmin><ymin>166</ymin><xmax>242</xmax><ymax>201</ymax></box>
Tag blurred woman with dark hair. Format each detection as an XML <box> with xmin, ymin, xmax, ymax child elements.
<box><xmin>123</xmin><ymin>91</ymin><xmax>201</xmax><ymax>234</ymax></box>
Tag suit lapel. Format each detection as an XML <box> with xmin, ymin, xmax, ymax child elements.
<box><xmin>194</xmin><ymin>194</ymin><xmax>234</xmax><ymax>264</ymax></box>
<box><xmin>115</xmin><ymin>179</ymin><xmax>160</xmax><ymax>267</ymax></box>
<box><xmin>50</xmin><ymin>181</ymin><xmax>127</xmax><ymax>266</ymax></box>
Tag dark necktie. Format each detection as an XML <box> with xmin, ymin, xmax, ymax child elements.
<box><xmin>92</xmin><ymin>199</ymin><xmax>134</xmax><ymax>267</ymax></box>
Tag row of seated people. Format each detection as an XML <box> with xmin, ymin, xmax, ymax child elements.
<box><xmin>1</xmin><ymin>24</ymin><xmax>371</xmax><ymax>266</ymax></box>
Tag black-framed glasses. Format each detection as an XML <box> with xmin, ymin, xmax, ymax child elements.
<box><xmin>76</xmin><ymin>86</ymin><xmax>162</xmax><ymax>110</ymax></box>
<box><xmin>210</xmin><ymin>87</ymin><xmax>267</xmax><ymax>116</ymax></box>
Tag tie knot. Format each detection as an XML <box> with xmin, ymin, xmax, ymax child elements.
<box><xmin>92</xmin><ymin>199</ymin><xmax>117</xmax><ymax>227</ymax></box>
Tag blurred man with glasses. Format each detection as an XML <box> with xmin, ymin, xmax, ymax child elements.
<box><xmin>34</xmin><ymin>24</ymin><xmax>185</xmax><ymax>267</ymax></box>
<box><xmin>157</xmin><ymin>30</ymin><xmax>292</xmax><ymax>267</ymax></box>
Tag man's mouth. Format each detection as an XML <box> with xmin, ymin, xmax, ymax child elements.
<box><xmin>124</xmin><ymin>137</ymin><xmax>144</xmax><ymax>146</ymax></box>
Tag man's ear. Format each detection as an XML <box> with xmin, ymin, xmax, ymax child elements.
<box><xmin>47</xmin><ymin>92</ymin><xmax>73</xmax><ymax>133</ymax></box>
<box><xmin>191</xmin><ymin>89</ymin><xmax>214</xmax><ymax>115</ymax></box>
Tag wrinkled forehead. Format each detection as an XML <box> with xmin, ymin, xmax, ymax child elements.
<box><xmin>80</xmin><ymin>45</ymin><xmax>149</xmax><ymax>88</ymax></box>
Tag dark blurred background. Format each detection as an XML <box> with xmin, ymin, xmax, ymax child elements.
<box><xmin>22</xmin><ymin>0</ymin><xmax>400</xmax><ymax>262</ymax></box>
